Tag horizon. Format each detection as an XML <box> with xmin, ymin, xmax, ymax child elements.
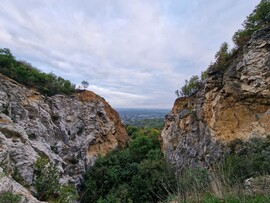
<box><xmin>0</xmin><ymin>0</ymin><xmax>260</xmax><ymax>109</ymax></box>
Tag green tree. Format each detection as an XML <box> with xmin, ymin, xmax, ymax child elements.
<box><xmin>233</xmin><ymin>0</ymin><xmax>270</xmax><ymax>47</ymax></box>
<box><xmin>81</xmin><ymin>127</ymin><xmax>176</xmax><ymax>203</ymax></box>
<box><xmin>0</xmin><ymin>48</ymin><xmax>76</xmax><ymax>96</ymax></box>
<box><xmin>210</xmin><ymin>42</ymin><xmax>230</xmax><ymax>72</ymax></box>
<box><xmin>179</xmin><ymin>75</ymin><xmax>201</xmax><ymax>97</ymax></box>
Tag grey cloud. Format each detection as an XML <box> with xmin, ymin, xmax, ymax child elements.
<box><xmin>0</xmin><ymin>0</ymin><xmax>260</xmax><ymax>108</ymax></box>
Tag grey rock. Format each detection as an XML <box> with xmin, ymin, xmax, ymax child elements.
<box><xmin>0</xmin><ymin>74</ymin><xmax>129</xmax><ymax>201</ymax></box>
<box><xmin>162</xmin><ymin>27</ymin><xmax>270</xmax><ymax>171</ymax></box>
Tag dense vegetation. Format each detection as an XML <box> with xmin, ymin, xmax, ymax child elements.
<box><xmin>233</xmin><ymin>0</ymin><xmax>270</xmax><ymax>47</ymax></box>
<box><xmin>33</xmin><ymin>157</ymin><xmax>78</xmax><ymax>202</ymax></box>
<box><xmin>176</xmin><ymin>0</ymin><xmax>270</xmax><ymax>98</ymax></box>
<box><xmin>0</xmin><ymin>48</ymin><xmax>75</xmax><ymax>96</ymax></box>
<box><xmin>81</xmin><ymin>127</ymin><xmax>176</xmax><ymax>203</ymax></box>
<box><xmin>80</xmin><ymin>123</ymin><xmax>270</xmax><ymax>202</ymax></box>
<box><xmin>170</xmin><ymin>137</ymin><xmax>270</xmax><ymax>202</ymax></box>
<box><xmin>125</xmin><ymin>118</ymin><xmax>164</xmax><ymax>129</ymax></box>
<box><xmin>0</xmin><ymin>192</ymin><xmax>21</xmax><ymax>203</ymax></box>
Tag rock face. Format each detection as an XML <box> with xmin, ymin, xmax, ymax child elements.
<box><xmin>0</xmin><ymin>74</ymin><xmax>129</xmax><ymax>201</ymax></box>
<box><xmin>162</xmin><ymin>27</ymin><xmax>270</xmax><ymax>170</ymax></box>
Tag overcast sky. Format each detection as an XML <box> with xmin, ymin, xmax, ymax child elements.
<box><xmin>0</xmin><ymin>0</ymin><xmax>260</xmax><ymax>108</ymax></box>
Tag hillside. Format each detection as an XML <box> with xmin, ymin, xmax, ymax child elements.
<box><xmin>0</xmin><ymin>73</ymin><xmax>129</xmax><ymax>202</ymax></box>
<box><xmin>162</xmin><ymin>26</ymin><xmax>270</xmax><ymax>170</ymax></box>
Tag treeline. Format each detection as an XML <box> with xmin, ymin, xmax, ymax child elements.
<box><xmin>176</xmin><ymin>0</ymin><xmax>270</xmax><ymax>98</ymax></box>
<box><xmin>125</xmin><ymin>118</ymin><xmax>164</xmax><ymax>129</ymax></box>
<box><xmin>0</xmin><ymin>48</ymin><xmax>75</xmax><ymax>96</ymax></box>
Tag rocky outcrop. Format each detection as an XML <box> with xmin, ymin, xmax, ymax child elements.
<box><xmin>162</xmin><ymin>27</ymin><xmax>270</xmax><ymax>170</ymax></box>
<box><xmin>0</xmin><ymin>167</ymin><xmax>42</xmax><ymax>203</ymax></box>
<box><xmin>0</xmin><ymin>74</ymin><xmax>129</xmax><ymax>201</ymax></box>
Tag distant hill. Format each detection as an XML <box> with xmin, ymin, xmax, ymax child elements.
<box><xmin>117</xmin><ymin>108</ymin><xmax>170</xmax><ymax>128</ymax></box>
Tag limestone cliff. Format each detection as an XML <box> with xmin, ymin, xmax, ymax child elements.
<box><xmin>0</xmin><ymin>74</ymin><xmax>129</xmax><ymax>201</ymax></box>
<box><xmin>162</xmin><ymin>27</ymin><xmax>270</xmax><ymax>170</ymax></box>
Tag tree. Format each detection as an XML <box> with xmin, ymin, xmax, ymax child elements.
<box><xmin>212</xmin><ymin>42</ymin><xmax>230</xmax><ymax>71</ymax></box>
<box><xmin>179</xmin><ymin>75</ymin><xmax>201</xmax><ymax>97</ymax></box>
<box><xmin>81</xmin><ymin>80</ymin><xmax>89</xmax><ymax>90</ymax></box>
<box><xmin>233</xmin><ymin>0</ymin><xmax>270</xmax><ymax>47</ymax></box>
<box><xmin>0</xmin><ymin>48</ymin><xmax>76</xmax><ymax>96</ymax></box>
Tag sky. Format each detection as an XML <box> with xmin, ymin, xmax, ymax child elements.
<box><xmin>0</xmin><ymin>0</ymin><xmax>261</xmax><ymax>109</ymax></box>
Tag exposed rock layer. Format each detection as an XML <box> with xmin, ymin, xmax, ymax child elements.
<box><xmin>162</xmin><ymin>28</ymin><xmax>270</xmax><ymax>170</ymax></box>
<box><xmin>0</xmin><ymin>74</ymin><xmax>129</xmax><ymax>201</ymax></box>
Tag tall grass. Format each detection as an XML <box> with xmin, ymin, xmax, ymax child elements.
<box><xmin>163</xmin><ymin>137</ymin><xmax>270</xmax><ymax>203</ymax></box>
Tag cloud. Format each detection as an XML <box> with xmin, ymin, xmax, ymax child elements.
<box><xmin>0</xmin><ymin>0</ymin><xmax>261</xmax><ymax>108</ymax></box>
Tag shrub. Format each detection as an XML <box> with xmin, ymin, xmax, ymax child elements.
<box><xmin>0</xmin><ymin>48</ymin><xmax>75</xmax><ymax>96</ymax></box>
<box><xmin>81</xmin><ymin>127</ymin><xmax>176</xmax><ymax>203</ymax></box>
<box><xmin>175</xmin><ymin>168</ymin><xmax>210</xmax><ymax>201</ymax></box>
<box><xmin>33</xmin><ymin>157</ymin><xmax>60</xmax><ymax>201</ymax></box>
<box><xmin>233</xmin><ymin>0</ymin><xmax>270</xmax><ymax>47</ymax></box>
<box><xmin>176</xmin><ymin>70</ymin><xmax>208</xmax><ymax>98</ymax></box>
<box><xmin>0</xmin><ymin>192</ymin><xmax>21</xmax><ymax>203</ymax></box>
<box><xmin>11</xmin><ymin>167</ymin><xmax>26</xmax><ymax>187</ymax></box>
<box><xmin>211</xmin><ymin>42</ymin><xmax>230</xmax><ymax>71</ymax></box>
<box><xmin>178</xmin><ymin>75</ymin><xmax>202</xmax><ymax>97</ymax></box>
<box><xmin>221</xmin><ymin>138</ymin><xmax>270</xmax><ymax>185</ymax></box>
<box><xmin>58</xmin><ymin>185</ymin><xmax>79</xmax><ymax>203</ymax></box>
<box><xmin>33</xmin><ymin>157</ymin><xmax>78</xmax><ymax>202</ymax></box>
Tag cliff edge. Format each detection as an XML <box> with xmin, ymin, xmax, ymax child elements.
<box><xmin>162</xmin><ymin>27</ymin><xmax>270</xmax><ymax>170</ymax></box>
<box><xmin>0</xmin><ymin>74</ymin><xmax>129</xmax><ymax>201</ymax></box>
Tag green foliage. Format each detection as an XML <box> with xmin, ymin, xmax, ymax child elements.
<box><xmin>200</xmin><ymin>70</ymin><xmax>208</xmax><ymax>81</ymax></box>
<box><xmin>176</xmin><ymin>70</ymin><xmax>208</xmax><ymax>98</ymax></box>
<box><xmin>33</xmin><ymin>157</ymin><xmax>78</xmax><ymax>202</ymax></box>
<box><xmin>126</xmin><ymin>126</ymin><xmax>161</xmax><ymax>139</ymax></box>
<box><xmin>176</xmin><ymin>1</ymin><xmax>270</xmax><ymax>98</ymax></box>
<box><xmin>125</xmin><ymin>118</ymin><xmax>164</xmax><ymax>129</ymax></box>
<box><xmin>58</xmin><ymin>185</ymin><xmax>79</xmax><ymax>203</ymax></box>
<box><xmin>34</xmin><ymin>157</ymin><xmax>59</xmax><ymax>201</ymax></box>
<box><xmin>233</xmin><ymin>0</ymin><xmax>270</xmax><ymax>47</ymax></box>
<box><xmin>221</xmin><ymin>138</ymin><xmax>270</xmax><ymax>185</ymax></box>
<box><xmin>0</xmin><ymin>48</ymin><xmax>75</xmax><ymax>96</ymax></box>
<box><xmin>81</xmin><ymin>127</ymin><xmax>176</xmax><ymax>203</ymax></box>
<box><xmin>0</xmin><ymin>192</ymin><xmax>21</xmax><ymax>203</ymax></box>
<box><xmin>178</xmin><ymin>75</ymin><xmax>202</xmax><ymax>97</ymax></box>
<box><xmin>164</xmin><ymin>138</ymin><xmax>270</xmax><ymax>202</ymax></box>
<box><xmin>177</xmin><ymin>168</ymin><xmax>210</xmax><ymax>200</ymax></box>
<box><xmin>211</xmin><ymin>42</ymin><xmax>230</xmax><ymax>72</ymax></box>
<box><xmin>201</xmin><ymin>194</ymin><xmax>270</xmax><ymax>203</ymax></box>
<box><xmin>11</xmin><ymin>167</ymin><xmax>26</xmax><ymax>187</ymax></box>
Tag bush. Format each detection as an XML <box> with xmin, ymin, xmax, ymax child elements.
<box><xmin>221</xmin><ymin>138</ymin><xmax>270</xmax><ymax>185</ymax></box>
<box><xmin>178</xmin><ymin>75</ymin><xmax>202</xmax><ymax>97</ymax></box>
<box><xmin>0</xmin><ymin>192</ymin><xmax>21</xmax><ymax>203</ymax></box>
<box><xmin>81</xmin><ymin>127</ymin><xmax>176</xmax><ymax>203</ymax></box>
<box><xmin>58</xmin><ymin>185</ymin><xmax>79</xmax><ymax>203</ymax></box>
<box><xmin>33</xmin><ymin>157</ymin><xmax>60</xmax><ymax>201</ymax></box>
<box><xmin>211</xmin><ymin>42</ymin><xmax>230</xmax><ymax>72</ymax></box>
<box><xmin>0</xmin><ymin>48</ymin><xmax>75</xmax><ymax>96</ymax></box>
<box><xmin>33</xmin><ymin>157</ymin><xmax>78</xmax><ymax>202</ymax></box>
<box><xmin>233</xmin><ymin>0</ymin><xmax>270</xmax><ymax>47</ymax></box>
